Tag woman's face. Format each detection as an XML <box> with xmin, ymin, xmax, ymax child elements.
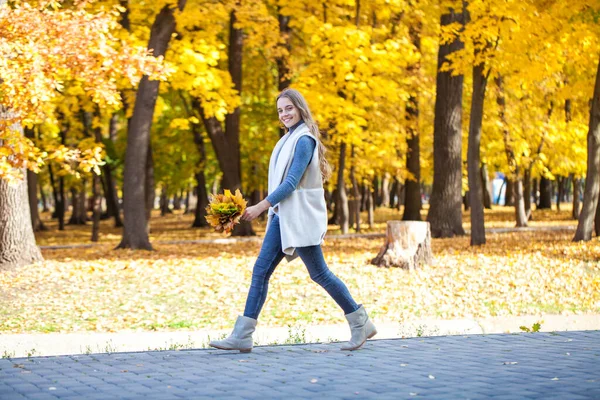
<box><xmin>277</xmin><ymin>96</ymin><xmax>301</xmax><ymax>128</ymax></box>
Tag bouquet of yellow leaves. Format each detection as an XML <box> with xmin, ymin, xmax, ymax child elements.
<box><xmin>205</xmin><ymin>189</ymin><xmax>248</xmax><ymax>234</ymax></box>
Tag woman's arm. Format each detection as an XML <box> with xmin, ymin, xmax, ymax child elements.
<box><xmin>242</xmin><ymin>136</ymin><xmax>316</xmax><ymax>221</ymax></box>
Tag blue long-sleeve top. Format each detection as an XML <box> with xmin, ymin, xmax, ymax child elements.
<box><xmin>266</xmin><ymin>121</ymin><xmax>316</xmax><ymax>207</ymax></box>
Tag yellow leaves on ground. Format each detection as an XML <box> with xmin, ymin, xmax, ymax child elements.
<box><xmin>1</xmin><ymin>207</ymin><xmax>598</xmax><ymax>334</ymax></box>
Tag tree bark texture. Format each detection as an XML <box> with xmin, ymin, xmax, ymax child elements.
<box><xmin>118</xmin><ymin>1</ymin><xmax>186</xmax><ymax>250</ymax></box>
<box><xmin>403</xmin><ymin>21</ymin><xmax>422</xmax><ymax>221</ymax></box>
<box><xmin>481</xmin><ymin>163</ymin><xmax>492</xmax><ymax>209</ymax></box>
<box><xmin>573</xmin><ymin>53</ymin><xmax>600</xmax><ymax>241</ymax></box>
<box><xmin>538</xmin><ymin>177</ymin><xmax>552</xmax><ymax>209</ymax></box>
<box><xmin>68</xmin><ymin>186</ymin><xmax>87</xmax><ymax>225</ymax></box>
<box><xmin>193</xmin><ymin>172</ymin><xmax>209</xmax><ymax>227</ymax></box>
<box><xmin>426</xmin><ymin>10</ymin><xmax>466</xmax><ymax>238</ymax></box>
<box><xmin>496</xmin><ymin>76</ymin><xmax>527</xmax><ymax>226</ymax></box>
<box><xmin>524</xmin><ymin>168</ymin><xmax>532</xmax><ymax>218</ymax></box>
<box><xmin>24</xmin><ymin>129</ymin><xmax>46</xmax><ymax>232</ymax></box>
<box><xmin>40</xmin><ymin>186</ymin><xmax>49</xmax><ymax>212</ymax></box>
<box><xmin>371</xmin><ymin>221</ymin><xmax>432</xmax><ymax>270</ymax></box>
<box><xmin>572</xmin><ymin>175</ymin><xmax>581</xmax><ymax>220</ymax></box>
<box><xmin>101</xmin><ymin>113</ymin><xmax>123</xmax><ymax>227</ymax></box>
<box><xmin>197</xmin><ymin>11</ymin><xmax>254</xmax><ymax>236</ymax></box>
<box><xmin>504</xmin><ymin>178</ymin><xmax>514</xmax><ymax>206</ymax></box>
<box><xmin>0</xmin><ymin>113</ymin><xmax>43</xmax><ymax>269</ymax></box>
<box><xmin>337</xmin><ymin>142</ymin><xmax>349</xmax><ymax>234</ymax></box>
<box><xmin>467</xmin><ymin>61</ymin><xmax>487</xmax><ymax>245</ymax></box>
<box><xmin>350</xmin><ymin>146</ymin><xmax>361</xmax><ymax>232</ymax></box>
<box><xmin>367</xmin><ymin>185</ymin><xmax>374</xmax><ymax>228</ymax></box>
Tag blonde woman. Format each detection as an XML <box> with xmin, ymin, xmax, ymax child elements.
<box><xmin>209</xmin><ymin>89</ymin><xmax>376</xmax><ymax>352</ymax></box>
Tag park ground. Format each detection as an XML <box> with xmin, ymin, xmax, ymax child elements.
<box><xmin>1</xmin><ymin>205</ymin><xmax>599</xmax><ymax>354</ymax></box>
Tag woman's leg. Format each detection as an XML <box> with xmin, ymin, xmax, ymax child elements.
<box><xmin>243</xmin><ymin>215</ymin><xmax>286</xmax><ymax>319</ymax></box>
<box><xmin>295</xmin><ymin>245</ymin><xmax>359</xmax><ymax>314</ymax></box>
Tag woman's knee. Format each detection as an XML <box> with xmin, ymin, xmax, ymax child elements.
<box><xmin>310</xmin><ymin>268</ymin><xmax>335</xmax><ymax>286</ymax></box>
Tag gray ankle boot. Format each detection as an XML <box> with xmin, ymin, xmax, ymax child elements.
<box><xmin>341</xmin><ymin>305</ymin><xmax>377</xmax><ymax>351</ymax></box>
<box><xmin>209</xmin><ymin>316</ymin><xmax>257</xmax><ymax>353</ymax></box>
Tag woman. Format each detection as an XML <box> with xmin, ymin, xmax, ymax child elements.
<box><xmin>209</xmin><ymin>89</ymin><xmax>376</xmax><ymax>353</ymax></box>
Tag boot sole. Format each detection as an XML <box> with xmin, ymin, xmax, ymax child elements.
<box><xmin>341</xmin><ymin>329</ymin><xmax>378</xmax><ymax>351</ymax></box>
<box><xmin>209</xmin><ymin>344</ymin><xmax>252</xmax><ymax>353</ymax></box>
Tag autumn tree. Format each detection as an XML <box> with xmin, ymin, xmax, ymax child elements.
<box><xmin>426</xmin><ymin>5</ymin><xmax>466</xmax><ymax>238</ymax></box>
<box><xmin>0</xmin><ymin>1</ymin><xmax>167</xmax><ymax>268</ymax></box>
<box><xmin>117</xmin><ymin>0</ymin><xmax>187</xmax><ymax>250</ymax></box>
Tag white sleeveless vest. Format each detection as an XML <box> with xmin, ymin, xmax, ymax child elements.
<box><xmin>267</xmin><ymin>123</ymin><xmax>328</xmax><ymax>261</ymax></box>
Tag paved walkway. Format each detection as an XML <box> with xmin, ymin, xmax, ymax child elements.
<box><xmin>1</xmin><ymin>330</ymin><xmax>598</xmax><ymax>399</ymax></box>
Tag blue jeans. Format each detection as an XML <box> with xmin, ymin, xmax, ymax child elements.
<box><xmin>243</xmin><ymin>214</ymin><xmax>359</xmax><ymax>319</ymax></box>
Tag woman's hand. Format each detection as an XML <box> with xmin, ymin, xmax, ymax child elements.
<box><xmin>242</xmin><ymin>200</ymin><xmax>271</xmax><ymax>222</ymax></box>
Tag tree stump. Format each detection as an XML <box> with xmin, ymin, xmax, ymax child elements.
<box><xmin>371</xmin><ymin>221</ymin><xmax>432</xmax><ymax>270</ymax></box>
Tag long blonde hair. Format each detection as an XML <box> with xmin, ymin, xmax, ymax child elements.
<box><xmin>277</xmin><ymin>89</ymin><xmax>332</xmax><ymax>181</ymax></box>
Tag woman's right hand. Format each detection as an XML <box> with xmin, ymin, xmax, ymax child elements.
<box><xmin>242</xmin><ymin>200</ymin><xmax>271</xmax><ymax>222</ymax></box>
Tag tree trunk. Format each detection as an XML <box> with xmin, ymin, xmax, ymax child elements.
<box><xmin>367</xmin><ymin>185</ymin><xmax>374</xmax><ymax>228</ymax></box>
<box><xmin>467</xmin><ymin>59</ymin><xmax>487</xmax><ymax>245</ymax></box>
<box><xmin>556</xmin><ymin>176</ymin><xmax>566</xmax><ymax>211</ymax></box>
<box><xmin>103</xmin><ymin>113</ymin><xmax>123</xmax><ymax>227</ymax></box>
<box><xmin>337</xmin><ymin>142</ymin><xmax>349</xmax><ymax>234</ymax></box>
<box><xmin>0</xmin><ymin>113</ymin><xmax>43</xmax><ymax>269</ymax></box>
<box><xmin>145</xmin><ymin>143</ymin><xmax>155</xmax><ymax>223</ymax></box>
<box><xmin>572</xmin><ymin>175</ymin><xmax>581</xmax><ymax>220</ymax></box>
<box><xmin>403</xmin><ymin>19</ymin><xmax>422</xmax><ymax>222</ymax></box>
<box><xmin>396</xmin><ymin>180</ymin><xmax>404</xmax><ymax>210</ymax></box>
<box><xmin>184</xmin><ymin>188</ymin><xmax>191</xmax><ymax>214</ymax></box>
<box><xmin>196</xmin><ymin>10</ymin><xmax>254</xmax><ymax>236</ymax></box>
<box><xmin>102</xmin><ymin>164</ymin><xmax>122</xmax><ymax>227</ymax></box>
<box><xmin>118</xmin><ymin>1</ymin><xmax>186</xmax><ymax>250</ymax></box>
<box><xmin>277</xmin><ymin>9</ymin><xmax>292</xmax><ymax>135</ymax></box>
<box><xmin>68</xmin><ymin>185</ymin><xmax>88</xmax><ymax>225</ymax></box>
<box><xmin>403</xmin><ymin>128</ymin><xmax>422</xmax><ymax>220</ymax></box>
<box><xmin>524</xmin><ymin>168</ymin><xmax>532</xmax><ymax>219</ymax></box>
<box><xmin>481</xmin><ymin>163</ymin><xmax>492</xmax><ymax>209</ymax></box>
<box><xmin>173</xmin><ymin>191</ymin><xmax>182</xmax><ymax>210</ymax></box>
<box><xmin>373</xmin><ymin>176</ymin><xmax>382</xmax><ymax>207</ymax></box>
<box><xmin>426</xmin><ymin>9</ymin><xmax>466</xmax><ymax>238</ymax></box>
<box><xmin>226</xmin><ymin>9</ymin><xmax>254</xmax><ymax>237</ymax></box>
<box><xmin>40</xmin><ymin>186</ymin><xmax>49</xmax><ymax>213</ymax></box>
<box><xmin>504</xmin><ymin>178</ymin><xmax>514</xmax><ymax>206</ymax></box>
<box><xmin>595</xmin><ymin>200</ymin><xmax>600</xmax><ymax>237</ymax></box>
<box><xmin>532</xmin><ymin>178</ymin><xmax>539</xmax><ymax>208</ymax></box>
<box><xmin>90</xmin><ymin>111</ymin><xmax>103</xmax><ymax>242</ymax></box>
<box><xmin>514</xmin><ymin>175</ymin><xmax>528</xmax><ymax>227</ymax></box>
<box><xmin>159</xmin><ymin>186</ymin><xmax>171</xmax><ymax>216</ymax></box>
<box><xmin>381</xmin><ymin>172</ymin><xmax>391</xmax><ymax>207</ymax></box>
<box><xmin>48</xmin><ymin>164</ymin><xmax>65</xmax><ymax>230</ymax></box>
<box><xmin>360</xmin><ymin>184</ymin><xmax>368</xmax><ymax>212</ymax></box>
<box><xmin>24</xmin><ymin>128</ymin><xmax>46</xmax><ymax>232</ymax></box>
<box><xmin>538</xmin><ymin>176</ymin><xmax>552</xmax><ymax>209</ymax></box>
<box><xmin>193</xmin><ymin>172</ymin><xmax>209</xmax><ymax>227</ymax></box>
<box><xmin>350</xmin><ymin>146</ymin><xmax>361</xmax><ymax>232</ymax></box>
<box><xmin>574</xmin><ymin>64</ymin><xmax>600</xmax><ymax>241</ymax></box>
<box><xmin>328</xmin><ymin>188</ymin><xmax>339</xmax><ymax>225</ymax></box>
<box><xmin>389</xmin><ymin>178</ymin><xmax>398</xmax><ymax>209</ymax></box>
<box><xmin>496</xmin><ymin>76</ymin><xmax>527</xmax><ymax>227</ymax></box>
<box><xmin>185</xmin><ymin>97</ymin><xmax>210</xmax><ymax>228</ymax></box>
<box><xmin>371</xmin><ymin>221</ymin><xmax>432</xmax><ymax>270</ymax></box>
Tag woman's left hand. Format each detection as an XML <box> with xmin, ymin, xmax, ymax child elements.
<box><xmin>242</xmin><ymin>200</ymin><xmax>270</xmax><ymax>222</ymax></box>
